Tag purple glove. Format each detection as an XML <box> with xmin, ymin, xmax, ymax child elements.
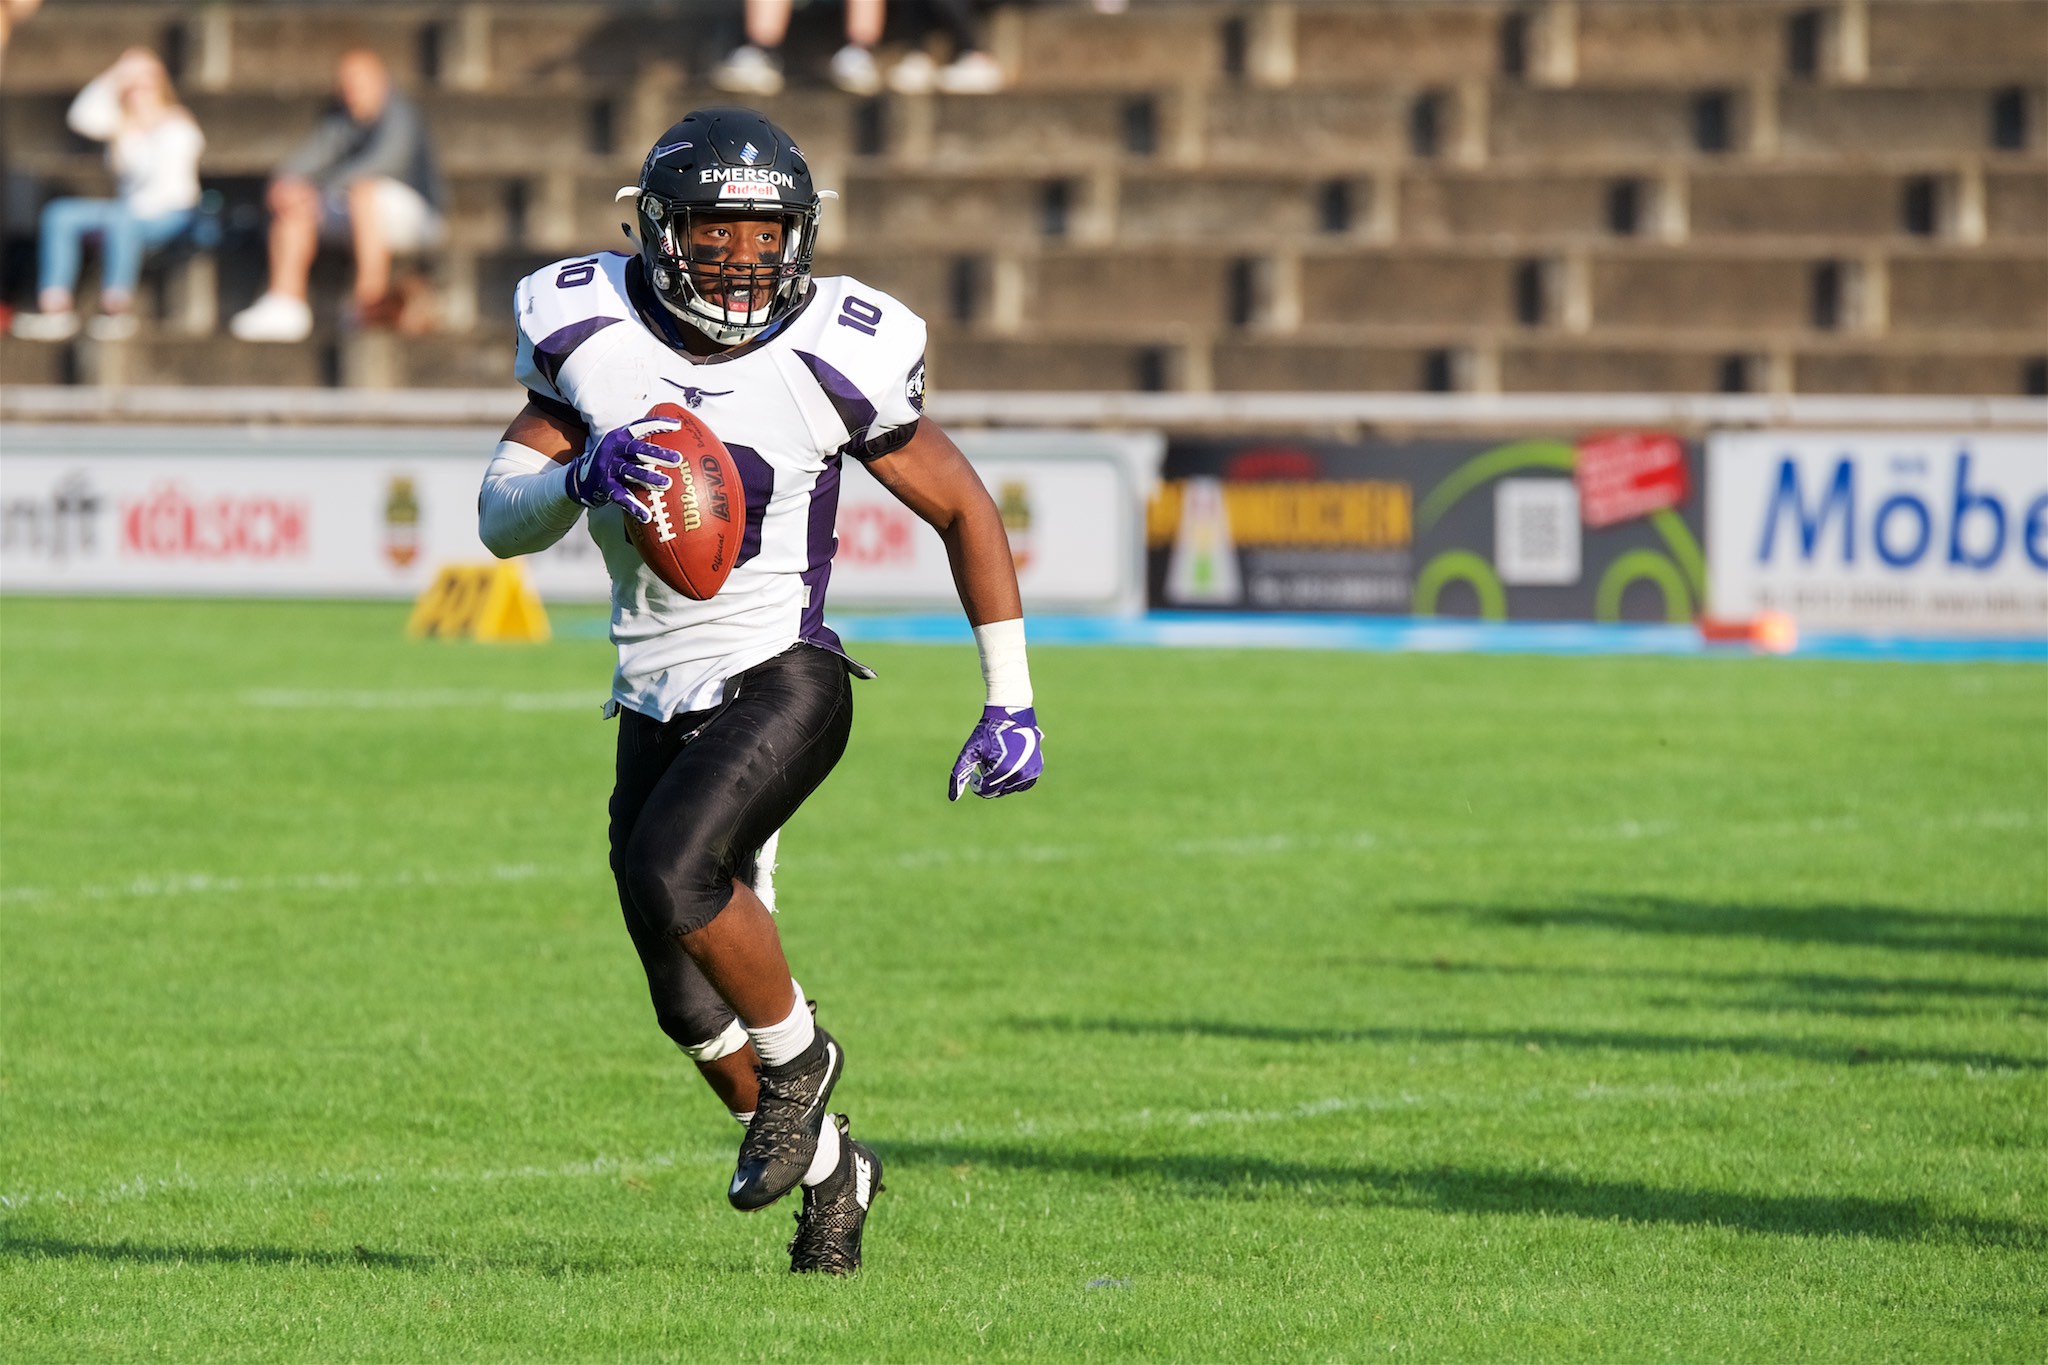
<box><xmin>948</xmin><ymin>705</ymin><xmax>1043</xmax><ymax>801</ymax></box>
<box><xmin>564</xmin><ymin>415</ymin><xmax>680</xmax><ymax>524</ymax></box>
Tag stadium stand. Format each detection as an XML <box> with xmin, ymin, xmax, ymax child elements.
<box><xmin>1</xmin><ymin>0</ymin><xmax>2042</xmax><ymax>397</ymax></box>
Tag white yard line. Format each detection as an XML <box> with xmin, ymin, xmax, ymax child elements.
<box><xmin>0</xmin><ymin>1151</ymin><xmax>705</xmax><ymax>1212</ymax></box>
<box><xmin>0</xmin><ymin>863</ymin><xmax>563</xmax><ymax>906</ymax></box>
<box><xmin>1173</xmin><ymin>1073</ymin><xmax>1820</xmax><ymax>1130</ymax></box>
<box><xmin>242</xmin><ymin>688</ymin><xmax>599</xmax><ymax>712</ymax></box>
<box><xmin>5</xmin><ymin>1069</ymin><xmax>2021</xmax><ymax>1213</ymax></box>
<box><xmin>2</xmin><ymin>809</ymin><xmax>2036</xmax><ymax>906</ymax></box>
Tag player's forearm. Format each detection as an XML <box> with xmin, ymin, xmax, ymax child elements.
<box><xmin>478</xmin><ymin>439</ymin><xmax>580</xmax><ymax>557</ymax></box>
<box><xmin>939</xmin><ymin>499</ymin><xmax>1024</xmax><ymax>628</ymax></box>
<box><xmin>867</xmin><ymin>420</ymin><xmax>1020</xmax><ymax>626</ymax></box>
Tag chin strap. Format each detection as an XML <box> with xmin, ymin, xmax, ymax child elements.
<box><xmin>657</xmin><ymin>282</ymin><xmax>773</xmax><ymax>346</ymax></box>
<box><xmin>681</xmin><ymin>295</ymin><xmax>774</xmax><ymax>345</ymax></box>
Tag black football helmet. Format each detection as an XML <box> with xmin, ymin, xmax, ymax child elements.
<box><xmin>618</xmin><ymin>107</ymin><xmax>821</xmax><ymax>345</ymax></box>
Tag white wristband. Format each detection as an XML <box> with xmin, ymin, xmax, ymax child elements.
<box><xmin>973</xmin><ymin>618</ymin><xmax>1033</xmax><ymax>709</ymax></box>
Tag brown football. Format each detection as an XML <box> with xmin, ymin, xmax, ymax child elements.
<box><xmin>624</xmin><ymin>402</ymin><xmax>743</xmax><ymax>600</ymax></box>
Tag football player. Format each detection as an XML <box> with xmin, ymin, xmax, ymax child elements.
<box><xmin>475</xmin><ymin>107</ymin><xmax>1043</xmax><ymax>1275</ymax></box>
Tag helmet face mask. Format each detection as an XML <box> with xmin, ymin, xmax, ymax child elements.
<box><xmin>644</xmin><ymin>199</ymin><xmax>815</xmax><ymax>344</ymax></box>
<box><xmin>628</xmin><ymin>108</ymin><xmax>821</xmax><ymax>346</ymax></box>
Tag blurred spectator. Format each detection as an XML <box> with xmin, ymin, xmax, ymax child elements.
<box><xmin>887</xmin><ymin>0</ymin><xmax>1003</xmax><ymax>94</ymax></box>
<box><xmin>714</xmin><ymin>0</ymin><xmax>886</xmax><ymax>96</ymax></box>
<box><xmin>229</xmin><ymin>48</ymin><xmax>443</xmax><ymax>343</ymax></box>
<box><xmin>0</xmin><ymin>0</ymin><xmax>42</xmax><ymax>63</ymax></box>
<box><xmin>11</xmin><ymin>46</ymin><xmax>204</xmax><ymax>343</ymax></box>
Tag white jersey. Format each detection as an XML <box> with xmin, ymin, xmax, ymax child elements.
<box><xmin>513</xmin><ymin>252</ymin><xmax>927</xmax><ymax>719</ymax></box>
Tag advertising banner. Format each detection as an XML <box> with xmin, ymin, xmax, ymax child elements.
<box><xmin>1708</xmin><ymin>431</ymin><xmax>2048</xmax><ymax>636</ymax></box>
<box><xmin>0</xmin><ymin>426</ymin><xmax>613</xmax><ymax>601</ymax></box>
<box><xmin>1149</xmin><ymin>434</ymin><xmax>1707</xmax><ymax>622</ymax></box>
<box><xmin>829</xmin><ymin>428</ymin><xmax>1157</xmax><ymax>613</ymax></box>
<box><xmin>0</xmin><ymin>424</ymin><xmax>1154</xmax><ymax>612</ymax></box>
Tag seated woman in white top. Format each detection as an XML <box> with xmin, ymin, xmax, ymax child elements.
<box><xmin>12</xmin><ymin>47</ymin><xmax>205</xmax><ymax>342</ymax></box>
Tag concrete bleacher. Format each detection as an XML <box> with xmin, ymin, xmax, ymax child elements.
<box><xmin>0</xmin><ymin>0</ymin><xmax>2042</xmax><ymax>399</ymax></box>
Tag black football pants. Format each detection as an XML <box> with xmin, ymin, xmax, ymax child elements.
<box><xmin>609</xmin><ymin>642</ymin><xmax>854</xmax><ymax>1051</ymax></box>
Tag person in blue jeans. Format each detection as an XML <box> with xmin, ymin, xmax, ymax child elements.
<box><xmin>12</xmin><ymin>47</ymin><xmax>205</xmax><ymax>342</ymax></box>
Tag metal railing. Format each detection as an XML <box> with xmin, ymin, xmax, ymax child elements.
<box><xmin>3</xmin><ymin>385</ymin><xmax>2044</xmax><ymax>431</ymax></box>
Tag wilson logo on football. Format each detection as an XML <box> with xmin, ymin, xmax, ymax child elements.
<box><xmin>666</xmin><ymin>461</ymin><xmax>702</xmax><ymax>540</ymax></box>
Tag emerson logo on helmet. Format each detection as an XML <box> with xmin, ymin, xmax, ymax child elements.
<box><xmin>703</xmin><ymin>167</ymin><xmax>792</xmax><ymax>204</ymax></box>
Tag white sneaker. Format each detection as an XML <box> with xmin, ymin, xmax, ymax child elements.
<box><xmin>86</xmin><ymin>312</ymin><xmax>139</xmax><ymax>341</ymax></box>
<box><xmin>830</xmin><ymin>43</ymin><xmax>882</xmax><ymax>96</ymax></box>
<box><xmin>10</xmin><ymin>309</ymin><xmax>78</xmax><ymax>341</ymax></box>
<box><xmin>888</xmin><ymin>50</ymin><xmax>938</xmax><ymax>94</ymax></box>
<box><xmin>713</xmin><ymin>45</ymin><xmax>784</xmax><ymax>96</ymax></box>
<box><xmin>229</xmin><ymin>292</ymin><xmax>312</xmax><ymax>343</ymax></box>
<box><xmin>936</xmin><ymin>50</ymin><xmax>1004</xmax><ymax>95</ymax></box>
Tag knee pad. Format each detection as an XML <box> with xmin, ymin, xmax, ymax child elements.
<box><xmin>621</xmin><ymin>829</ymin><xmax>735</xmax><ymax>939</ymax></box>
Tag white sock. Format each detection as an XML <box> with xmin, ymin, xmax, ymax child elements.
<box><xmin>746</xmin><ymin>980</ymin><xmax>816</xmax><ymax>1068</ymax></box>
<box><xmin>800</xmin><ymin>1114</ymin><xmax>843</xmax><ymax>1188</ymax></box>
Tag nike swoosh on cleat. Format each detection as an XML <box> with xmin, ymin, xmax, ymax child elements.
<box><xmin>799</xmin><ymin>1043</ymin><xmax>841</xmax><ymax>1122</ymax></box>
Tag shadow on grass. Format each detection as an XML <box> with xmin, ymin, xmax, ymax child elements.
<box><xmin>0</xmin><ymin>1232</ymin><xmax>434</xmax><ymax>1271</ymax></box>
<box><xmin>1430</xmin><ymin>895</ymin><xmax>2048</xmax><ymax>959</ymax></box>
<box><xmin>888</xmin><ymin>1146</ymin><xmax>2039</xmax><ymax>1252</ymax></box>
<box><xmin>1012</xmin><ymin>1017</ymin><xmax>2044</xmax><ymax>1072</ymax></box>
<box><xmin>1358</xmin><ymin>957</ymin><xmax>2047</xmax><ymax>1013</ymax></box>
<box><xmin>1641</xmin><ymin>993</ymin><xmax>2034</xmax><ymax>1020</ymax></box>
<box><xmin>883</xmin><ymin>1142</ymin><xmax>2043</xmax><ymax>1250</ymax></box>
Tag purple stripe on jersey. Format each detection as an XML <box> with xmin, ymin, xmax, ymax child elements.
<box><xmin>533</xmin><ymin>316</ymin><xmax>622</xmax><ymax>390</ymax></box>
<box><xmin>799</xmin><ymin>450</ymin><xmax>842</xmax><ymax>646</ymax></box>
<box><xmin>725</xmin><ymin>442</ymin><xmax>774</xmax><ymax>567</ymax></box>
<box><xmin>797</xmin><ymin>451</ymin><xmax>874</xmax><ymax>678</ymax></box>
<box><xmin>793</xmin><ymin>349</ymin><xmax>877</xmax><ymax>450</ymax></box>
<box><xmin>801</xmin><ymin>566</ymin><xmax>840</xmax><ymax>654</ymax></box>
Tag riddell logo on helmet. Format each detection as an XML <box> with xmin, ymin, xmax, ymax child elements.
<box><xmin>719</xmin><ymin>183</ymin><xmax>781</xmax><ymax>201</ymax></box>
<box><xmin>700</xmin><ymin>168</ymin><xmax>796</xmax><ymax>188</ymax></box>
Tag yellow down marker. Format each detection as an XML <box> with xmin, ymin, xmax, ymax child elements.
<box><xmin>405</xmin><ymin>563</ymin><xmax>551</xmax><ymax>643</ymax></box>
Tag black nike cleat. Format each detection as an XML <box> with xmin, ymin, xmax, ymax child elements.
<box><xmin>789</xmin><ymin>1115</ymin><xmax>883</xmax><ymax>1275</ymax></box>
<box><xmin>728</xmin><ymin>1027</ymin><xmax>843</xmax><ymax>1211</ymax></box>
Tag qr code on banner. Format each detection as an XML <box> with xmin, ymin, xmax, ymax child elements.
<box><xmin>1495</xmin><ymin>478</ymin><xmax>1582</xmax><ymax>586</ymax></box>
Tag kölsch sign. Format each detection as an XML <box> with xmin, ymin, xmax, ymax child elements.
<box><xmin>1708</xmin><ymin>431</ymin><xmax>2048</xmax><ymax>636</ymax></box>
<box><xmin>0</xmin><ymin>424</ymin><xmax>1152</xmax><ymax>613</ymax></box>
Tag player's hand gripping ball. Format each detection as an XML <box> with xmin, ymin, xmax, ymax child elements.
<box><xmin>565</xmin><ymin>414</ymin><xmax>680</xmax><ymax>522</ymax></box>
<box><xmin>948</xmin><ymin>706</ymin><xmax>1044</xmax><ymax>801</ymax></box>
<box><xmin>619</xmin><ymin>403</ymin><xmax>744</xmax><ymax>600</ymax></box>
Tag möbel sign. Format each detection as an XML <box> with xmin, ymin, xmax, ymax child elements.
<box><xmin>1707</xmin><ymin>431</ymin><xmax>2048</xmax><ymax>636</ymax></box>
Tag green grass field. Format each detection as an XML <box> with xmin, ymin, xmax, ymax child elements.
<box><xmin>2</xmin><ymin>597</ymin><xmax>2043</xmax><ymax>1362</ymax></box>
